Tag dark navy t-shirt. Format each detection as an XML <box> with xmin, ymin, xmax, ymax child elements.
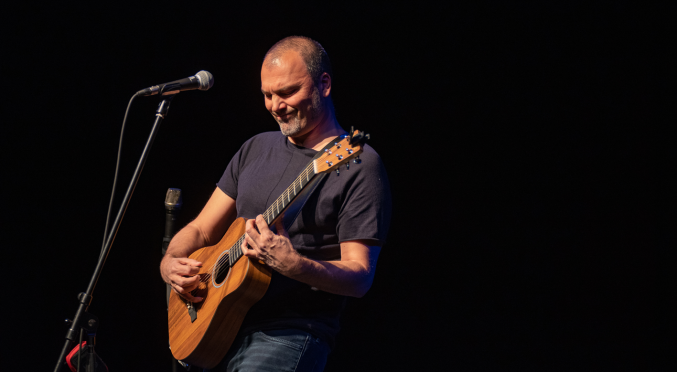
<box><xmin>217</xmin><ymin>131</ymin><xmax>391</xmax><ymax>347</ymax></box>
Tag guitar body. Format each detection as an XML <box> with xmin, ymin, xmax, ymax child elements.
<box><xmin>167</xmin><ymin>217</ymin><xmax>272</xmax><ymax>369</ymax></box>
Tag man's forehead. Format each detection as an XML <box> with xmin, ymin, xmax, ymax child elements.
<box><xmin>263</xmin><ymin>51</ymin><xmax>308</xmax><ymax>75</ymax></box>
<box><xmin>266</xmin><ymin>55</ymin><xmax>285</xmax><ymax>67</ymax></box>
<box><xmin>261</xmin><ymin>51</ymin><xmax>310</xmax><ymax>91</ymax></box>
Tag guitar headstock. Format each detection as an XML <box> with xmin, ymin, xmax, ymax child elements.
<box><xmin>314</xmin><ymin>128</ymin><xmax>369</xmax><ymax>174</ymax></box>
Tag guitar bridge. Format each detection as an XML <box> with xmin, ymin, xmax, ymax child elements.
<box><xmin>187</xmin><ymin>302</ymin><xmax>197</xmax><ymax>323</ymax></box>
<box><xmin>181</xmin><ymin>297</ymin><xmax>198</xmax><ymax>323</ymax></box>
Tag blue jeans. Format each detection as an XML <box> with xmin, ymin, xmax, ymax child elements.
<box><xmin>204</xmin><ymin>329</ymin><xmax>330</xmax><ymax>372</ymax></box>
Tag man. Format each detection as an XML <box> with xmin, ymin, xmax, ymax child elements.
<box><xmin>160</xmin><ymin>36</ymin><xmax>391</xmax><ymax>371</ymax></box>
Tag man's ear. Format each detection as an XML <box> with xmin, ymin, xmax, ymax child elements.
<box><xmin>320</xmin><ymin>72</ymin><xmax>332</xmax><ymax>97</ymax></box>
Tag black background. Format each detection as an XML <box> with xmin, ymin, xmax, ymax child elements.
<box><xmin>3</xmin><ymin>2</ymin><xmax>672</xmax><ymax>371</ymax></box>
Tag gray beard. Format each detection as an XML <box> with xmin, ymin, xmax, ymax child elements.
<box><xmin>276</xmin><ymin>86</ymin><xmax>322</xmax><ymax>137</ymax></box>
<box><xmin>279</xmin><ymin>116</ymin><xmax>302</xmax><ymax>136</ymax></box>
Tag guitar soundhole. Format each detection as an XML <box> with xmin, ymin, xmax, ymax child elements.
<box><xmin>213</xmin><ymin>250</ymin><xmax>231</xmax><ymax>287</ymax></box>
<box><xmin>215</xmin><ymin>263</ymin><xmax>230</xmax><ymax>285</ymax></box>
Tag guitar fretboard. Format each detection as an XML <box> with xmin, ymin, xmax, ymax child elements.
<box><xmin>228</xmin><ymin>161</ymin><xmax>317</xmax><ymax>267</ymax></box>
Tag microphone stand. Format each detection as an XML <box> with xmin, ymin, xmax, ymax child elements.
<box><xmin>53</xmin><ymin>93</ymin><xmax>177</xmax><ymax>372</ymax></box>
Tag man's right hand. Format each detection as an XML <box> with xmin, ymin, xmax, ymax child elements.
<box><xmin>159</xmin><ymin>188</ymin><xmax>237</xmax><ymax>303</ymax></box>
<box><xmin>161</xmin><ymin>256</ymin><xmax>204</xmax><ymax>303</ymax></box>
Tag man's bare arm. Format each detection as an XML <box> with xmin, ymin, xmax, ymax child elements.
<box><xmin>241</xmin><ymin>215</ymin><xmax>380</xmax><ymax>298</ymax></box>
<box><xmin>160</xmin><ymin>187</ymin><xmax>237</xmax><ymax>302</ymax></box>
<box><xmin>291</xmin><ymin>240</ymin><xmax>380</xmax><ymax>298</ymax></box>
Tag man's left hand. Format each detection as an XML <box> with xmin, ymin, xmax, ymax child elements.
<box><xmin>242</xmin><ymin>215</ymin><xmax>301</xmax><ymax>275</ymax></box>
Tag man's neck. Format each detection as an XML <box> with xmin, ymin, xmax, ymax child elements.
<box><xmin>288</xmin><ymin>114</ymin><xmax>345</xmax><ymax>151</ymax></box>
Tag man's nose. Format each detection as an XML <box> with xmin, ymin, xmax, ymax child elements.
<box><xmin>271</xmin><ymin>95</ymin><xmax>287</xmax><ymax>112</ymax></box>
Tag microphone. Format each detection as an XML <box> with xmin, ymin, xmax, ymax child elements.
<box><xmin>162</xmin><ymin>188</ymin><xmax>183</xmax><ymax>257</ymax></box>
<box><xmin>138</xmin><ymin>71</ymin><xmax>214</xmax><ymax>96</ymax></box>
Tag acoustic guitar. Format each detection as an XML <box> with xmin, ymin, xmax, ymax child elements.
<box><xmin>167</xmin><ymin>129</ymin><xmax>368</xmax><ymax>368</ymax></box>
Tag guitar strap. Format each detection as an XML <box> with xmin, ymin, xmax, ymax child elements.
<box><xmin>274</xmin><ymin>134</ymin><xmax>345</xmax><ymax>234</ymax></box>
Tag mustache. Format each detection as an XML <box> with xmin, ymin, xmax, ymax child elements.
<box><xmin>272</xmin><ymin>109</ymin><xmax>297</xmax><ymax>119</ymax></box>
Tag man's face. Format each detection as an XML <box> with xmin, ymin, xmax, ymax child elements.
<box><xmin>261</xmin><ymin>51</ymin><xmax>323</xmax><ymax>137</ymax></box>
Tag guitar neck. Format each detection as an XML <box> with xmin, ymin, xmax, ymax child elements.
<box><xmin>261</xmin><ymin>161</ymin><xmax>317</xmax><ymax>227</ymax></box>
<box><xmin>225</xmin><ymin>129</ymin><xmax>366</xmax><ymax>267</ymax></box>
<box><xmin>227</xmin><ymin>161</ymin><xmax>318</xmax><ymax>265</ymax></box>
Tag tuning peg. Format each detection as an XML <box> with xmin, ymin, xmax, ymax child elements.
<box><xmin>349</xmin><ymin>132</ymin><xmax>361</xmax><ymax>145</ymax></box>
<box><xmin>345</xmin><ymin>163</ymin><xmax>350</xmax><ymax>170</ymax></box>
<box><xmin>349</xmin><ymin>130</ymin><xmax>370</xmax><ymax>145</ymax></box>
<box><xmin>336</xmin><ymin>169</ymin><xmax>340</xmax><ymax>175</ymax></box>
<box><xmin>353</xmin><ymin>156</ymin><xmax>361</xmax><ymax>164</ymax></box>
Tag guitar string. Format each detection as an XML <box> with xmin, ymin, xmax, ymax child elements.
<box><xmin>186</xmin><ymin>140</ymin><xmax>358</xmax><ymax>295</ymax></box>
<box><xmin>204</xmin><ymin>163</ymin><xmax>319</xmax><ymax>283</ymax></box>
<box><xmin>196</xmin><ymin>162</ymin><xmax>316</xmax><ymax>283</ymax></box>
<box><xmin>192</xmin><ymin>145</ymin><xmax>354</xmax><ymax>287</ymax></box>
<box><xmin>200</xmin><ymin>235</ymin><xmax>244</xmax><ymax>283</ymax></box>
<box><xmin>197</xmin><ymin>237</ymin><xmax>239</xmax><ymax>283</ymax></box>
<box><xmin>198</xmin><ymin>172</ymin><xmax>308</xmax><ymax>282</ymax></box>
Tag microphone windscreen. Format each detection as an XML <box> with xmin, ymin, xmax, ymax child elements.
<box><xmin>165</xmin><ymin>188</ymin><xmax>183</xmax><ymax>210</ymax></box>
<box><xmin>196</xmin><ymin>70</ymin><xmax>214</xmax><ymax>91</ymax></box>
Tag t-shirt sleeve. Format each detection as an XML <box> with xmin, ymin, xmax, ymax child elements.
<box><xmin>216</xmin><ymin>132</ymin><xmax>282</xmax><ymax>204</ymax></box>
<box><xmin>336</xmin><ymin>146</ymin><xmax>392</xmax><ymax>246</ymax></box>
<box><xmin>217</xmin><ymin>141</ymin><xmax>248</xmax><ymax>200</ymax></box>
